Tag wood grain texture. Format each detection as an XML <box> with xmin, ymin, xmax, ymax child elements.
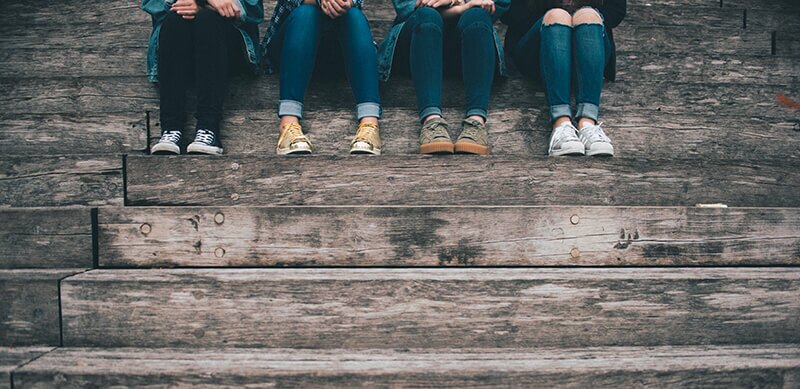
<box><xmin>149</xmin><ymin>107</ymin><xmax>800</xmax><ymax>157</ymax></box>
<box><xmin>0</xmin><ymin>347</ymin><xmax>53</xmax><ymax>389</ymax></box>
<box><xmin>0</xmin><ymin>113</ymin><xmax>147</xmax><ymax>155</ymax></box>
<box><xmin>0</xmin><ymin>155</ymin><xmax>123</xmax><ymax>207</ymax></box>
<box><xmin>1</xmin><ymin>269</ymin><xmax>86</xmax><ymax>346</ymax></box>
<box><xmin>98</xmin><ymin>206</ymin><xmax>800</xmax><ymax>267</ymax></box>
<box><xmin>125</xmin><ymin>155</ymin><xmax>800</xmax><ymax>207</ymax></box>
<box><xmin>0</xmin><ymin>208</ymin><xmax>92</xmax><ymax>269</ymax></box>
<box><xmin>12</xmin><ymin>345</ymin><xmax>800</xmax><ymax>388</ymax></box>
<box><xmin>60</xmin><ymin>268</ymin><xmax>800</xmax><ymax>348</ymax></box>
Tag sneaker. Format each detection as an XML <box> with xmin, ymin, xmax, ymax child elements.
<box><xmin>276</xmin><ymin>122</ymin><xmax>312</xmax><ymax>155</ymax></box>
<box><xmin>151</xmin><ymin>130</ymin><xmax>182</xmax><ymax>155</ymax></box>
<box><xmin>454</xmin><ymin>118</ymin><xmax>489</xmax><ymax>155</ymax></box>
<box><xmin>187</xmin><ymin>128</ymin><xmax>224</xmax><ymax>155</ymax></box>
<box><xmin>579</xmin><ymin>122</ymin><xmax>614</xmax><ymax>156</ymax></box>
<box><xmin>548</xmin><ymin>121</ymin><xmax>585</xmax><ymax>156</ymax></box>
<box><xmin>419</xmin><ymin>117</ymin><xmax>454</xmax><ymax>154</ymax></box>
<box><xmin>350</xmin><ymin>122</ymin><xmax>382</xmax><ymax>155</ymax></box>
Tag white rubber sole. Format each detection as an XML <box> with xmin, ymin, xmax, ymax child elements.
<box><xmin>350</xmin><ymin>141</ymin><xmax>381</xmax><ymax>155</ymax></box>
<box><xmin>586</xmin><ymin>142</ymin><xmax>615</xmax><ymax>157</ymax></box>
<box><xmin>187</xmin><ymin>142</ymin><xmax>223</xmax><ymax>155</ymax></box>
<box><xmin>151</xmin><ymin>142</ymin><xmax>180</xmax><ymax>155</ymax></box>
<box><xmin>549</xmin><ymin>141</ymin><xmax>586</xmax><ymax>156</ymax></box>
<box><xmin>277</xmin><ymin>142</ymin><xmax>313</xmax><ymax>155</ymax></box>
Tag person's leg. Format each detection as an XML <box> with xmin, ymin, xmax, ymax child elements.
<box><xmin>456</xmin><ymin>7</ymin><xmax>494</xmax><ymax>123</ymax></box>
<box><xmin>539</xmin><ymin>8</ymin><xmax>573</xmax><ymax>126</ymax></box>
<box><xmin>334</xmin><ymin>8</ymin><xmax>381</xmax><ymax>124</ymax></box>
<box><xmin>158</xmin><ymin>11</ymin><xmax>193</xmax><ymax>133</ymax></box>
<box><xmin>274</xmin><ymin>4</ymin><xmax>323</xmax><ymax>124</ymax></box>
<box><xmin>403</xmin><ymin>7</ymin><xmax>445</xmax><ymax>123</ymax></box>
<box><xmin>153</xmin><ymin>11</ymin><xmax>193</xmax><ymax>154</ymax></box>
<box><xmin>572</xmin><ymin>7</ymin><xmax>614</xmax><ymax>156</ymax></box>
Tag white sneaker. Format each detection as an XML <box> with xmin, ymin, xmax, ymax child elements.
<box><xmin>548</xmin><ymin>122</ymin><xmax>585</xmax><ymax>156</ymax></box>
<box><xmin>579</xmin><ymin>122</ymin><xmax>614</xmax><ymax>157</ymax></box>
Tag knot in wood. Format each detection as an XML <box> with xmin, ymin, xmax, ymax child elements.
<box><xmin>214</xmin><ymin>212</ymin><xmax>225</xmax><ymax>225</ymax></box>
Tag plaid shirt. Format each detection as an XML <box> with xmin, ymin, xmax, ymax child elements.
<box><xmin>261</xmin><ymin>0</ymin><xmax>364</xmax><ymax>73</ymax></box>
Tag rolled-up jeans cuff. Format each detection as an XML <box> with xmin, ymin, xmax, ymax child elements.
<box><xmin>550</xmin><ymin>104</ymin><xmax>572</xmax><ymax>122</ymax></box>
<box><xmin>356</xmin><ymin>102</ymin><xmax>382</xmax><ymax>120</ymax></box>
<box><xmin>576</xmin><ymin>103</ymin><xmax>599</xmax><ymax>122</ymax></box>
<box><xmin>278</xmin><ymin>100</ymin><xmax>304</xmax><ymax>118</ymax></box>
<box><xmin>465</xmin><ymin>108</ymin><xmax>488</xmax><ymax>120</ymax></box>
<box><xmin>419</xmin><ymin>106</ymin><xmax>443</xmax><ymax>123</ymax></box>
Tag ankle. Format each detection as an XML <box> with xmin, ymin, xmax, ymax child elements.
<box><xmin>280</xmin><ymin>115</ymin><xmax>300</xmax><ymax>130</ymax></box>
<box><xmin>466</xmin><ymin>115</ymin><xmax>485</xmax><ymax>125</ymax></box>
<box><xmin>578</xmin><ymin>118</ymin><xmax>596</xmax><ymax>129</ymax></box>
<box><xmin>553</xmin><ymin>116</ymin><xmax>572</xmax><ymax>129</ymax></box>
<box><xmin>423</xmin><ymin>114</ymin><xmax>443</xmax><ymax>124</ymax></box>
<box><xmin>359</xmin><ymin>117</ymin><xmax>379</xmax><ymax>125</ymax></box>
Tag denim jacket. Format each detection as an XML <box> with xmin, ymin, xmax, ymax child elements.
<box><xmin>142</xmin><ymin>0</ymin><xmax>265</xmax><ymax>83</ymax></box>
<box><xmin>377</xmin><ymin>0</ymin><xmax>510</xmax><ymax>82</ymax></box>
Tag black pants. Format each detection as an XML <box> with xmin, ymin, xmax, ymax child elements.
<box><xmin>158</xmin><ymin>8</ymin><xmax>247</xmax><ymax>132</ymax></box>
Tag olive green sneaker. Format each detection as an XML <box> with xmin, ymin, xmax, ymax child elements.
<box><xmin>419</xmin><ymin>117</ymin><xmax>454</xmax><ymax>154</ymax></box>
<box><xmin>455</xmin><ymin>118</ymin><xmax>489</xmax><ymax>155</ymax></box>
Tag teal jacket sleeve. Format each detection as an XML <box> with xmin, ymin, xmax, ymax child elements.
<box><xmin>141</xmin><ymin>0</ymin><xmax>171</xmax><ymax>16</ymax></box>
<box><xmin>490</xmin><ymin>0</ymin><xmax>510</xmax><ymax>22</ymax></box>
<box><xmin>232</xmin><ymin>0</ymin><xmax>265</xmax><ymax>24</ymax></box>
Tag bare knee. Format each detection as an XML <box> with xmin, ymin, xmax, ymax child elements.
<box><xmin>543</xmin><ymin>8</ymin><xmax>571</xmax><ymax>26</ymax></box>
<box><xmin>572</xmin><ymin>7</ymin><xmax>603</xmax><ymax>25</ymax></box>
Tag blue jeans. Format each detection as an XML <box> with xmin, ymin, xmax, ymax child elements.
<box><xmin>268</xmin><ymin>5</ymin><xmax>381</xmax><ymax>119</ymax></box>
<box><xmin>513</xmin><ymin>10</ymin><xmax>611</xmax><ymax>122</ymax></box>
<box><xmin>393</xmin><ymin>7</ymin><xmax>496</xmax><ymax>122</ymax></box>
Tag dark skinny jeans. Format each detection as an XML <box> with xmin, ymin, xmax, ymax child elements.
<box><xmin>393</xmin><ymin>7</ymin><xmax>496</xmax><ymax>122</ymax></box>
<box><xmin>158</xmin><ymin>8</ymin><xmax>247</xmax><ymax>132</ymax></box>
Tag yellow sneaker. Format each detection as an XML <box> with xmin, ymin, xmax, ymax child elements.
<box><xmin>276</xmin><ymin>122</ymin><xmax>312</xmax><ymax>155</ymax></box>
<box><xmin>350</xmin><ymin>122</ymin><xmax>382</xmax><ymax>155</ymax></box>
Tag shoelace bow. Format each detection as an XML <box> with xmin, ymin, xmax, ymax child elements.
<box><xmin>354</xmin><ymin>123</ymin><xmax>379</xmax><ymax>143</ymax></box>
<box><xmin>427</xmin><ymin>121</ymin><xmax>449</xmax><ymax>139</ymax></box>
<box><xmin>582</xmin><ymin>122</ymin><xmax>610</xmax><ymax>142</ymax></box>
<box><xmin>194</xmin><ymin>129</ymin><xmax>216</xmax><ymax>145</ymax></box>
<box><xmin>159</xmin><ymin>131</ymin><xmax>182</xmax><ymax>144</ymax></box>
<box><xmin>460</xmin><ymin>121</ymin><xmax>483</xmax><ymax>140</ymax></box>
<box><xmin>281</xmin><ymin>123</ymin><xmax>309</xmax><ymax>145</ymax></box>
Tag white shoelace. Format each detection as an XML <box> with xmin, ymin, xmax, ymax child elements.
<box><xmin>159</xmin><ymin>130</ymin><xmax>182</xmax><ymax>144</ymax></box>
<box><xmin>194</xmin><ymin>129</ymin><xmax>215</xmax><ymax>145</ymax></box>
<box><xmin>580</xmin><ymin>122</ymin><xmax>611</xmax><ymax>143</ymax></box>
<box><xmin>550</xmin><ymin>122</ymin><xmax>580</xmax><ymax>150</ymax></box>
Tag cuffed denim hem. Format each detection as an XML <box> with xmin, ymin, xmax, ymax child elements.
<box><xmin>550</xmin><ymin>104</ymin><xmax>573</xmax><ymax>122</ymax></box>
<box><xmin>576</xmin><ymin>103</ymin><xmax>599</xmax><ymax>122</ymax></box>
<box><xmin>465</xmin><ymin>108</ymin><xmax>488</xmax><ymax>120</ymax></box>
<box><xmin>278</xmin><ymin>100</ymin><xmax>304</xmax><ymax>118</ymax></box>
<box><xmin>356</xmin><ymin>102</ymin><xmax>382</xmax><ymax>120</ymax></box>
<box><xmin>419</xmin><ymin>106</ymin><xmax>443</xmax><ymax>123</ymax></box>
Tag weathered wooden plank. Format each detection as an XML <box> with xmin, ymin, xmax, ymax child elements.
<box><xmin>60</xmin><ymin>268</ymin><xmax>800</xmax><ymax>348</ymax></box>
<box><xmin>0</xmin><ymin>347</ymin><xmax>53</xmax><ymax>389</ymax></box>
<box><xmin>0</xmin><ymin>113</ymin><xmax>147</xmax><ymax>155</ymax></box>
<box><xmin>0</xmin><ymin>155</ymin><xmax>123</xmax><ymax>207</ymax></box>
<box><xmin>615</xmin><ymin>25</ymin><xmax>799</xmax><ymax>57</ymax></box>
<box><xmin>125</xmin><ymin>155</ymin><xmax>800</xmax><ymax>207</ymax></box>
<box><xmin>1</xmin><ymin>75</ymin><xmax>795</xmax><ymax>121</ymax></box>
<box><xmin>12</xmin><ymin>345</ymin><xmax>800</xmax><ymax>388</ymax></box>
<box><xmin>149</xmin><ymin>107</ymin><xmax>799</xmax><ymax>157</ymax></box>
<box><xmin>1</xmin><ymin>269</ymin><xmax>86</xmax><ymax>346</ymax></box>
<box><xmin>0</xmin><ymin>208</ymin><xmax>92</xmax><ymax>269</ymax></box>
<box><xmin>98</xmin><ymin>206</ymin><xmax>800</xmax><ymax>267</ymax></box>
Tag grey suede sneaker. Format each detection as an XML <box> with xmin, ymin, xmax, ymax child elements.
<box><xmin>419</xmin><ymin>117</ymin><xmax>454</xmax><ymax>154</ymax></box>
<box><xmin>455</xmin><ymin>118</ymin><xmax>489</xmax><ymax>155</ymax></box>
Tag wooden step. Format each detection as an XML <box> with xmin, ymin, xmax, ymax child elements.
<box><xmin>1</xmin><ymin>269</ymin><xmax>86</xmax><ymax>346</ymax></box>
<box><xmin>125</xmin><ymin>155</ymin><xmax>800</xmax><ymax>207</ymax></box>
<box><xmin>0</xmin><ymin>155</ymin><xmax>123</xmax><ymax>207</ymax></box>
<box><xmin>11</xmin><ymin>345</ymin><xmax>800</xmax><ymax>388</ymax></box>
<box><xmin>0</xmin><ymin>208</ymin><xmax>93</xmax><ymax>269</ymax></box>
<box><xmin>0</xmin><ymin>347</ymin><xmax>52</xmax><ymax>389</ymax></box>
<box><xmin>61</xmin><ymin>268</ymin><xmax>800</xmax><ymax>348</ymax></box>
<box><xmin>98</xmin><ymin>206</ymin><xmax>800</xmax><ymax>268</ymax></box>
<box><xmin>148</xmin><ymin>107</ymin><xmax>799</xmax><ymax>157</ymax></box>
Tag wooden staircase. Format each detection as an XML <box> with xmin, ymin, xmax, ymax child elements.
<box><xmin>2</xmin><ymin>0</ymin><xmax>799</xmax><ymax>387</ymax></box>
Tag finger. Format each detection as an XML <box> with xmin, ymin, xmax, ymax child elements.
<box><xmin>182</xmin><ymin>14</ymin><xmax>195</xmax><ymax>19</ymax></box>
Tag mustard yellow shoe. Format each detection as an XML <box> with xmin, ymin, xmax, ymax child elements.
<box><xmin>350</xmin><ymin>122</ymin><xmax>382</xmax><ymax>155</ymax></box>
<box><xmin>276</xmin><ymin>122</ymin><xmax>313</xmax><ymax>155</ymax></box>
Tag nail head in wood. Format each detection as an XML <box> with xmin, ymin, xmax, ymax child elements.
<box><xmin>214</xmin><ymin>212</ymin><xmax>225</xmax><ymax>225</ymax></box>
<box><xmin>570</xmin><ymin>248</ymin><xmax>580</xmax><ymax>258</ymax></box>
<box><xmin>214</xmin><ymin>247</ymin><xmax>225</xmax><ymax>258</ymax></box>
<box><xmin>230</xmin><ymin>193</ymin><xmax>239</xmax><ymax>201</ymax></box>
<box><xmin>139</xmin><ymin>223</ymin><xmax>151</xmax><ymax>235</ymax></box>
<box><xmin>570</xmin><ymin>215</ymin><xmax>580</xmax><ymax>225</ymax></box>
<box><xmin>231</xmin><ymin>163</ymin><xmax>240</xmax><ymax>171</ymax></box>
